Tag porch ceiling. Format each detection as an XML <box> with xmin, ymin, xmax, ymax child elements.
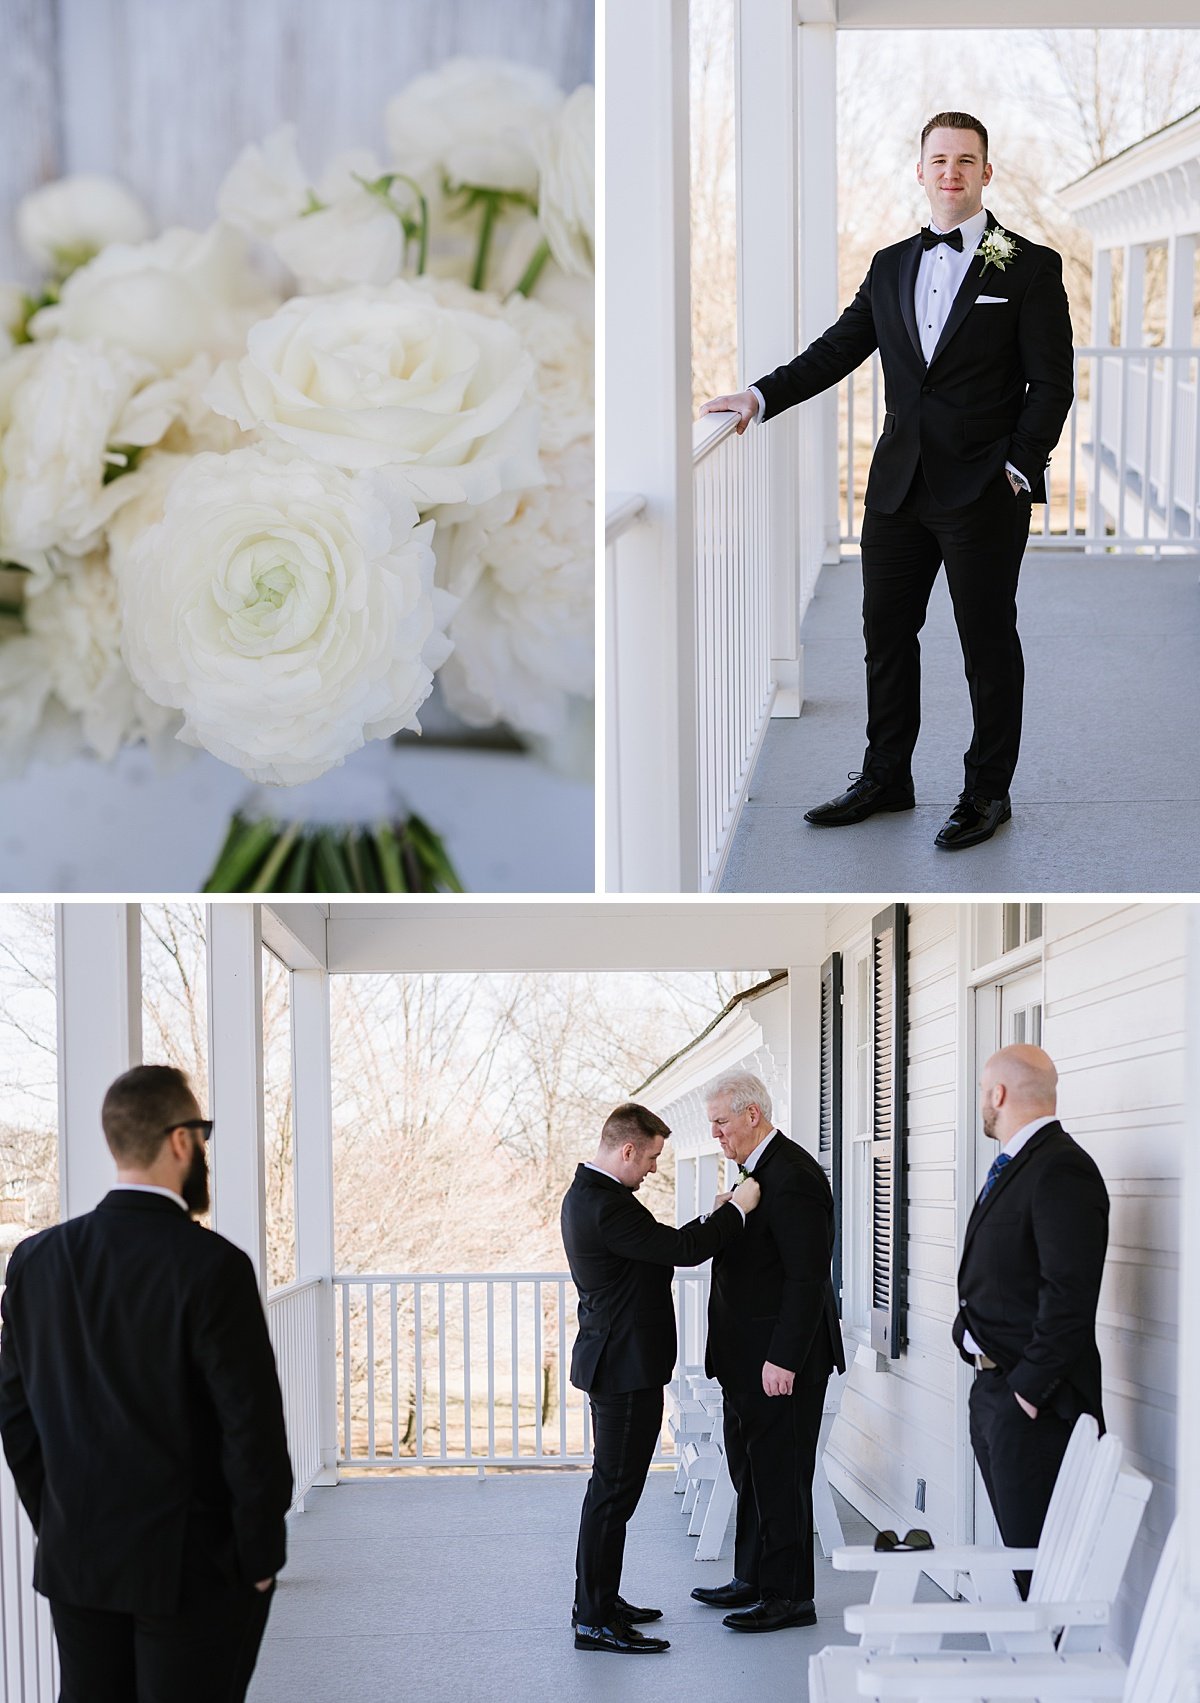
<box><xmin>803</xmin><ymin>0</ymin><xmax>1200</xmax><ymax>24</ymax></box>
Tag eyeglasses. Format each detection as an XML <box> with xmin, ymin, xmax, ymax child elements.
<box><xmin>164</xmin><ymin>1119</ymin><xmax>214</xmax><ymax>1142</ymax></box>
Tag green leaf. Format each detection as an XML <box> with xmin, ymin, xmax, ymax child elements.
<box><xmin>342</xmin><ymin>827</ymin><xmax>368</xmax><ymax>892</ymax></box>
<box><xmin>281</xmin><ymin>832</ymin><xmax>315</xmax><ymax>892</ymax></box>
<box><xmin>373</xmin><ymin>822</ymin><xmax>408</xmax><ymax>892</ymax></box>
<box><xmin>249</xmin><ymin>819</ymin><xmax>302</xmax><ymax>893</ymax></box>
<box><xmin>313</xmin><ymin>830</ymin><xmax>353</xmax><ymax>892</ymax></box>
<box><xmin>202</xmin><ymin>816</ymin><xmax>279</xmax><ymax>892</ymax></box>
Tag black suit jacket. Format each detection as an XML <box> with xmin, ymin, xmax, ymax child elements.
<box><xmin>561</xmin><ymin>1164</ymin><xmax>744</xmax><ymax>1395</ymax></box>
<box><xmin>706</xmin><ymin>1132</ymin><xmax>845</xmax><ymax>1392</ymax></box>
<box><xmin>754</xmin><ymin>211</ymin><xmax>1074</xmax><ymax>510</ymax></box>
<box><xmin>0</xmin><ymin>1191</ymin><xmax>293</xmax><ymax>1615</ymax></box>
<box><xmin>952</xmin><ymin>1121</ymin><xmax>1109</xmax><ymax>1423</ymax></box>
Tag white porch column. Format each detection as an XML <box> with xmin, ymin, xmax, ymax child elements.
<box><xmin>696</xmin><ymin>1150</ymin><xmax>720</xmax><ymax>1215</ymax></box>
<box><xmin>1161</xmin><ymin>233</ymin><xmax>1196</xmax><ymax>523</ymax></box>
<box><xmin>735</xmin><ymin>0</ymin><xmax>802</xmax><ymax>716</ymax></box>
<box><xmin>291</xmin><ymin>967</ymin><xmax>339</xmax><ymax>1484</ymax></box>
<box><xmin>796</xmin><ymin>24</ymin><xmax>840</xmax><ymax>575</ymax></box>
<box><xmin>1087</xmin><ymin>245</ymin><xmax>1114</xmax><ymax>545</ymax></box>
<box><xmin>786</xmin><ymin>963</ymin><xmax>822</xmax><ymax>1157</ymax></box>
<box><xmin>1120</xmin><ymin>243</ymin><xmax>1146</xmax><ymax>347</ymax></box>
<box><xmin>55</xmin><ymin>905</ymin><xmax>142</xmax><ymax>1219</ymax></box>
<box><xmin>1181</xmin><ymin>906</ymin><xmax>1200</xmax><ymax>1703</ymax></box>
<box><xmin>606</xmin><ymin>0</ymin><xmax>697</xmax><ymax>890</ymax></box>
<box><xmin>205</xmin><ymin>904</ymin><xmax>267</xmax><ymax>1288</ymax></box>
<box><xmin>675</xmin><ymin>1153</ymin><xmax>698</xmax><ymax>1225</ymax></box>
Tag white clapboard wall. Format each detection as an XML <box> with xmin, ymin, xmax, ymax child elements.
<box><xmin>0</xmin><ymin>0</ymin><xmax>595</xmax><ymax>277</ymax></box>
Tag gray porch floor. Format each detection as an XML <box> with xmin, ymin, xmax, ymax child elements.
<box><xmin>248</xmin><ymin>1472</ymin><xmax>944</xmax><ymax>1703</ymax></box>
<box><xmin>719</xmin><ymin>553</ymin><xmax>1200</xmax><ymax>893</ymax></box>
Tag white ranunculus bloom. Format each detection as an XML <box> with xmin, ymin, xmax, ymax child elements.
<box><xmin>0</xmin><ymin>338</ymin><xmax>187</xmax><ymax>556</ymax></box>
<box><xmin>385</xmin><ymin>57</ymin><xmax>563</xmax><ymax>197</ymax></box>
<box><xmin>0</xmin><ymin>635</ymin><xmax>55</xmax><ymax>779</ymax></box>
<box><xmin>435</xmin><ymin>443</ymin><xmax>593</xmax><ymax>737</ymax></box>
<box><xmin>532</xmin><ymin>85</ymin><xmax>594</xmax><ymax>277</ymax></box>
<box><xmin>206</xmin><ymin>281</ymin><xmax>542</xmax><ymax>508</ymax></box>
<box><xmin>272</xmin><ymin>193</ymin><xmax>404</xmax><ymax>290</ymax></box>
<box><xmin>16</xmin><ymin>174</ymin><xmax>153</xmax><ymax>274</ymax></box>
<box><xmin>23</xmin><ymin>552</ymin><xmax>180</xmax><ymax>761</ymax></box>
<box><xmin>115</xmin><ymin>445</ymin><xmax>455</xmax><ymax>784</ymax></box>
<box><xmin>217</xmin><ymin>125</ymin><xmax>310</xmax><ymax>235</ymax></box>
<box><xmin>31</xmin><ymin>223</ymin><xmax>278</xmax><ymax>373</ymax></box>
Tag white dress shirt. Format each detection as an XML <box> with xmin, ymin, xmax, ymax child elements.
<box><xmin>962</xmin><ymin>1113</ymin><xmax>1058</xmax><ymax>1355</ymax></box>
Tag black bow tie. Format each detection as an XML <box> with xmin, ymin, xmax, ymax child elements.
<box><xmin>921</xmin><ymin>226</ymin><xmax>963</xmax><ymax>251</ymax></box>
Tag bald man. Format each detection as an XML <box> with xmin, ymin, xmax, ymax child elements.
<box><xmin>953</xmin><ymin>1045</ymin><xmax>1109</xmax><ymax>1577</ymax></box>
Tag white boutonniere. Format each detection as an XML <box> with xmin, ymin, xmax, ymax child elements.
<box><xmin>977</xmin><ymin>226</ymin><xmax>1018</xmax><ymax>279</ymax></box>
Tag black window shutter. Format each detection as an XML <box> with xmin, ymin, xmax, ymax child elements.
<box><xmin>870</xmin><ymin>904</ymin><xmax>907</xmax><ymax>1358</ymax></box>
<box><xmin>818</xmin><ymin>952</ymin><xmax>844</xmax><ymax>1315</ymax></box>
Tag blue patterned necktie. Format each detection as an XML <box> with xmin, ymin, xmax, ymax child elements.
<box><xmin>979</xmin><ymin>1151</ymin><xmax>1012</xmax><ymax>1202</ymax></box>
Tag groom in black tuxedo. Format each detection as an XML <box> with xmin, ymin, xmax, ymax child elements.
<box><xmin>703</xmin><ymin>111</ymin><xmax>1074</xmax><ymax>850</ymax></box>
<box><xmin>0</xmin><ymin>1064</ymin><xmax>293</xmax><ymax>1703</ymax></box>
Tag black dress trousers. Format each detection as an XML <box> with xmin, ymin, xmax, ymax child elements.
<box><xmin>860</xmin><ymin>464</ymin><xmax>1032</xmax><ymax>797</ymax></box>
<box><xmin>969</xmin><ymin>1368</ymin><xmax>1075</xmax><ymax>1594</ymax></box>
<box><xmin>723</xmin><ymin>1380</ymin><xmax>826</xmax><ymax>1602</ymax></box>
<box><xmin>574</xmin><ymin>1386</ymin><xmax>664</xmax><ymax>1625</ymax></box>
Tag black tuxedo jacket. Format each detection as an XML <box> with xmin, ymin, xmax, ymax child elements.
<box><xmin>0</xmin><ymin>1191</ymin><xmax>293</xmax><ymax>1615</ymax></box>
<box><xmin>952</xmin><ymin>1122</ymin><xmax>1109</xmax><ymax>1423</ymax></box>
<box><xmin>561</xmin><ymin>1164</ymin><xmax>743</xmax><ymax>1395</ymax></box>
<box><xmin>706</xmin><ymin>1132</ymin><xmax>845</xmax><ymax>1393</ymax></box>
<box><xmin>754</xmin><ymin>211</ymin><xmax>1074</xmax><ymax>511</ymax></box>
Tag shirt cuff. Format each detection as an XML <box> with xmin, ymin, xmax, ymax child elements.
<box><xmin>962</xmin><ymin>1327</ymin><xmax>981</xmax><ymax>1355</ymax></box>
<box><xmin>1005</xmin><ymin>460</ymin><xmax>1029</xmax><ymax>491</ymax></box>
<box><xmin>748</xmin><ymin>384</ymin><xmax>766</xmax><ymax>425</ymax></box>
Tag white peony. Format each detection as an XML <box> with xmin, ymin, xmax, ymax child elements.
<box><xmin>0</xmin><ymin>338</ymin><xmax>187</xmax><ymax>556</ymax></box>
<box><xmin>16</xmin><ymin>174</ymin><xmax>152</xmax><ymax>275</ymax></box>
<box><xmin>385</xmin><ymin>57</ymin><xmax>563</xmax><ymax>197</ymax></box>
<box><xmin>23</xmin><ymin>552</ymin><xmax>179</xmax><ymax>761</ymax></box>
<box><xmin>0</xmin><ymin>635</ymin><xmax>55</xmax><ymax>779</ymax></box>
<box><xmin>31</xmin><ymin>223</ymin><xmax>278</xmax><ymax>373</ymax></box>
<box><xmin>205</xmin><ymin>280</ymin><xmax>542</xmax><ymax>508</ymax></box>
<box><xmin>435</xmin><ymin>444</ymin><xmax>593</xmax><ymax>737</ymax></box>
<box><xmin>532</xmin><ymin>85</ymin><xmax>594</xmax><ymax>276</ymax></box>
<box><xmin>115</xmin><ymin>444</ymin><xmax>455</xmax><ymax>784</ymax></box>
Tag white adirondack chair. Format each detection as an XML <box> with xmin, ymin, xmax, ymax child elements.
<box><xmin>850</xmin><ymin>1516</ymin><xmax>1180</xmax><ymax>1702</ymax></box>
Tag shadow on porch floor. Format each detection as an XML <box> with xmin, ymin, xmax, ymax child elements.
<box><xmin>249</xmin><ymin>1472</ymin><xmax>953</xmax><ymax>1703</ymax></box>
<box><xmin>719</xmin><ymin>554</ymin><xmax>1200</xmax><ymax>893</ymax></box>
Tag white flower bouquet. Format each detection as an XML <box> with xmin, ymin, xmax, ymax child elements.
<box><xmin>0</xmin><ymin>57</ymin><xmax>594</xmax><ymax>884</ymax></box>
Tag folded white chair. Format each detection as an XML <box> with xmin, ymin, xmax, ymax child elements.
<box><xmin>851</xmin><ymin>1516</ymin><xmax>1180</xmax><ymax>1702</ymax></box>
<box><xmin>814</xmin><ymin>1371</ymin><xmax>848</xmax><ymax>1558</ymax></box>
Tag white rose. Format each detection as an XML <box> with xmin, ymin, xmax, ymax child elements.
<box><xmin>0</xmin><ymin>635</ymin><xmax>55</xmax><ymax>779</ymax></box>
<box><xmin>31</xmin><ymin>223</ymin><xmax>278</xmax><ymax>373</ymax></box>
<box><xmin>115</xmin><ymin>444</ymin><xmax>455</xmax><ymax>784</ymax></box>
<box><xmin>23</xmin><ymin>552</ymin><xmax>179</xmax><ymax>761</ymax></box>
<box><xmin>435</xmin><ymin>444</ymin><xmax>593</xmax><ymax>737</ymax></box>
<box><xmin>0</xmin><ymin>339</ymin><xmax>186</xmax><ymax>556</ymax></box>
<box><xmin>532</xmin><ymin>86</ymin><xmax>594</xmax><ymax>277</ymax></box>
<box><xmin>385</xmin><ymin>57</ymin><xmax>563</xmax><ymax>197</ymax></box>
<box><xmin>16</xmin><ymin>174</ymin><xmax>152</xmax><ymax>275</ymax></box>
<box><xmin>206</xmin><ymin>281</ymin><xmax>542</xmax><ymax>508</ymax></box>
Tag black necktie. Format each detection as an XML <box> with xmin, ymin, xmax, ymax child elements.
<box><xmin>921</xmin><ymin>226</ymin><xmax>963</xmax><ymax>251</ymax></box>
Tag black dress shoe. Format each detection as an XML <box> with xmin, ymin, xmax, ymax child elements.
<box><xmin>574</xmin><ymin>1622</ymin><xmax>670</xmax><ymax>1653</ymax></box>
<box><xmin>723</xmin><ymin>1596</ymin><xmax>818</xmax><ymax>1632</ymax></box>
<box><xmin>691</xmin><ymin>1577</ymin><xmax>758</xmax><ymax>1608</ymax></box>
<box><xmin>804</xmin><ymin>773</ymin><xmax>916</xmax><ymax>827</ymax></box>
<box><xmin>934</xmin><ymin>791</ymin><xmax>1012</xmax><ymax>850</ymax></box>
<box><xmin>571</xmin><ymin>1594</ymin><xmax>662</xmax><ymax>1628</ymax></box>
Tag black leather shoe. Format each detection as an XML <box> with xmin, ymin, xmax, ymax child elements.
<box><xmin>934</xmin><ymin>791</ymin><xmax>1012</xmax><ymax>850</ymax></box>
<box><xmin>571</xmin><ymin>1594</ymin><xmax>662</xmax><ymax>1628</ymax></box>
<box><xmin>574</xmin><ymin>1622</ymin><xmax>670</xmax><ymax>1653</ymax></box>
<box><xmin>691</xmin><ymin>1577</ymin><xmax>758</xmax><ymax>1608</ymax></box>
<box><xmin>804</xmin><ymin>773</ymin><xmax>916</xmax><ymax>827</ymax></box>
<box><xmin>723</xmin><ymin>1596</ymin><xmax>818</xmax><ymax>1632</ymax></box>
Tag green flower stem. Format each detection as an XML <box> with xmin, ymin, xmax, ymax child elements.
<box><xmin>281</xmin><ymin>833</ymin><xmax>315</xmax><ymax>892</ymax></box>
<box><xmin>373</xmin><ymin>822</ymin><xmax>407</xmax><ymax>892</ymax></box>
<box><xmin>203</xmin><ymin>815</ymin><xmax>278</xmax><ymax>892</ymax></box>
<box><xmin>471</xmin><ymin>192</ymin><xmax>502</xmax><ymax>292</ymax></box>
<box><xmin>249</xmin><ymin>819</ymin><xmax>302</xmax><ymax>893</ymax></box>
<box><xmin>390</xmin><ymin>173</ymin><xmax>429</xmax><ymax>275</ymax></box>
<box><xmin>511</xmin><ymin>237</ymin><xmax>552</xmax><ymax>299</ymax></box>
<box><xmin>343</xmin><ymin>828</ymin><xmax>367</xmax><ymax>891</ymax></box>
<box><xmin>313</xmin><ymin>830</ymin><xmax>353</xmax><ymax>892</ymax></box>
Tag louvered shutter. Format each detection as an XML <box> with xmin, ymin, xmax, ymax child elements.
<box><xmin>870</xmin><ymin>904</ymin><xmax>907</xmax><ymax>1358</ymax></box>
<box><xmin>818</xmin><ymin>952</ymin><xmax>844</xmax><ymax>1315</ymax></box>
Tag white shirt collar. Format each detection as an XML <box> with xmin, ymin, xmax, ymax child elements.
<box><xmin>584</xmin><ymin>1159</ymin><xmax>624</xmax><ymax>1184</ymax></box>
<box><xmin>929</xmin><ymin>206</ymin><xmax>988</xmax><ymax>246</ymax></box>
<box><xmin>110</xmin><ymin>1182</ymin><xmax>189</xmax><ymax>1212</ymax></box>
<box><xmin>1000</xmin><ymin>1114</ymin><xmax>1057</xmax><ymax>1162</ymax></box>
<box><xmin>738</xmin><ymin>1128</ymin><xmax>777</xmax><ymax>1175</ymax></box>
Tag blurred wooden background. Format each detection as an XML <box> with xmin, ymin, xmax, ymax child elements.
<box><xmin>0</xmin><ymin>0</ymin><xmax>595</xmax><ymax>276</ymax></box>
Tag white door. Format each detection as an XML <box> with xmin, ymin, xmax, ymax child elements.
<box><xmin>971</xmin><ymin>968</ymin><xmax>1043</xmax><ymax>1544</ymax></box>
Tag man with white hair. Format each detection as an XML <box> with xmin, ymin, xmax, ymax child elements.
<box><xmin>692</xmin><ymin>1070</ymin><xmax>845</xmax><ymax>1633</ymax></box>
<box><xmin>953</xmin><ymin>1044</ymin><xmax>1109</xmax><ymax>1583</ymax></box>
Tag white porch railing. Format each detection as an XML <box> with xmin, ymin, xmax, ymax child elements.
<box><xmin>333</xmin><ymin>1271</ymin><xmax>711</xmax><ymax>1469</ymax></box>
<box><xmin>0</xmin><ymin>1454</ymin><xmax>56</xmax><ymax>1703</ymax></box>
<box><xmin>691</xmin><ymin>413</ymin><xmax>774</xmax><ymax>890</ymax></box>
<box><xmin>266</xmin><ymin>1276</ymin><xmax>325</xmax><ymax>1507</ymax></box>
<box><xmin>840</xmin><ymin>346</ymin><xmax>1200</xmax><ymax>553</ymax></box>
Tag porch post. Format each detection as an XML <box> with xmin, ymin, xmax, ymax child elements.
<box><xmin>1087</xmin><ymin>244</ymin><xmax>1113</xmax><ymax>545</ymax></box>
<box><xmin>55</xmin><ymin>905</ymin><xmax>142</xmax><ymax>1219</ymax></box>
<box><xmin>291</xmin><ymin>967</ymin><xmax>339</xmax><ymax>1485</ymax></box>
<box><xmin>697</xmin><ymin>1150</ymin><xmax>720</xmax><ymax>1217</ymax></box>
<box><xmin>1120</xmin><ymin>242</ymin><xmax>1146</xmax><ymax>346</ymax></box>
<box><xmin>205</xmin><ymin>903</ymin><xmax>267</xmax><ymax>1289</ymax></box>
<box><xmin>606</xmin><ymin>0</ymin><xmax>697</xmax><ymax>890</ymax></box>
<box><xmin>1181</xmin><ymin>905</ymin><xmax>1200</xmax><ymax>1702</ymax></box>
<box><xmin>675</xmin><ymin>1153</ymin><xmax>698</xmax><ymax>1225</ymax></box>
<box><xmin>1162</xmin><ymin>233</ymin><xmax>1195</xmax><ymax>532</ymax></box>
<box><xmin>735</xmin><ymin>0</ymin><xmax>803</xmax><ymax>716</ymax></box>
<box><xmin>796</xmin><ymin>23</ymin><xmax>841</xmax><ymax>576</ymax></box>
<box><xmin>786</xmin><ymin>962</ymin><xmax>822</xmax><ymax>1157</ymax></box>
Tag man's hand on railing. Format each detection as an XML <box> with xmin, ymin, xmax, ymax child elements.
<box><xmin>700</xmin><ymin>390</ymin><xmax>760</xmax><ymax>434</ymax></box>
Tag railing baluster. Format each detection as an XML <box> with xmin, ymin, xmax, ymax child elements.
<box><xmin>437</xmin><ymin>1281</ymin><xmax>448</xmax><ymax>1460</ymax></box>
<box><xmin>511</xmin><ymin>1280</ymin><xmax>520</xmax><ymax>1459</ymax></box>
<box><xmin>487</xmin><ymin>1281</ymin><xmax>496</xmax><ymax>1461</ymax></box>
<box><xmin>534</xmin><ymin>1281</ymin><xmax>544</xmax><ymax>1461</ymax></box>
<box><xmin>390</xmin><ymin>1282</ymin><xmax>399</xmax><ymax>1461</ymax></box>
<box><xmin>558</xmin><ymin>1279</ymin><xmax>568</xmax><ymax>1460</ymax></box>
<box><xmin>414</xmin><ymin>1283</ymin><xmax>424</xmax><ymax>1461</ymax></box>
<box><xmin>341</xmin><ymin>1281</ymin><xmax>352</xmax><ymax>1463</ymax></box>
<box><xmin>365</xmin><ymin>1282</ymin><xmax>376</xmax><ymax>1463</ymax></box>
<box><xmin>462</xmin><ymin>1281</ymin><xmax>472</xmax><ymax>1462</ymax></box>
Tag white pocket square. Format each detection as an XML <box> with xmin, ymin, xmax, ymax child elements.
<box><xmin>976</xmin><ymin>295</ymin><xmax>1008</xmax><ymax>304</ymax></box>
